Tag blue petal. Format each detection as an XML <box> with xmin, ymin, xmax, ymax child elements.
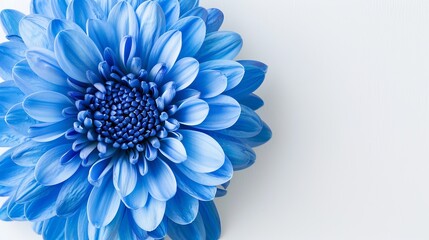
<box><xmin>165</xmin><ymin>189</ymin><xmax>198</xmax><ymax>224</ymax></box>
<box><xmin>148</xmin><ymin>218</ymin><xmax>167</xmax><ymax>239</ymax></box>
<box><xmin>13</xmin><ymin>60</ymin><xmax>68</xmax><ymax>95</ymax></box>
<box><xmin>190</xmin><ymin>70</ymin><xmax>227</xmax><ymax>98</ymax></box>
<box><xmin>196</xmin><ymin>31</ymin><xmax>242</xmax><ymax>62</ymax></box>
<box><xmin>206</xmin><ymin>8</ymin><xmax>224</xmax><ymax>33</ymax></box>
<box><xmin>50</xmin><ymin>0</ymin><xmax>68</xmax><ymax>19</ymax></box>
<box><xmin>167</xmin><ymin>162</ymin><xmax>216</xmax><ymax>201</ymax></box>
<box><xmin>35</xmin><ymin>144</ymin><xmax>81</xmax><ymax>186</ymax></box>
<box><xmin>167</xmin><ymin>214</ymin><xmax>205</xmax><ymax>240</ymax></box>
<box><xmin>0</xmin><ymin>199</ymin><xmax>12</xmax><ymax>220</ymax></box>
<box><xmin>31</xmin><ymin>0</ymin><xmax>54</xmax><ymax>17</ymax></box>
<box><xmin>55</xmin><ymin>167</ymin><xmax>91</xmax><ymax>217</ymax></box>
<box><xmin>97</xmin><ymin>0</ymin><xmax>119</xmax><ymax>16</ymax></box>
<box><xmin>194</xmin><ymin>95</ymin><xmax>241</xmax><ymax>131</ymax></box>
<box><xmin>23</xmin><ymin>91</ymin><xmax>73</xmax><ymax>123</ymax></box>
<box><xmin>165</xmin><ymin>57</ymin><xmax>198</xmax><ymax>91</ymax></box>
<box><xmin>200</xmin><ymin>60</ymin><xmax>244</xmax><ymax>91</ymax></box>
<box><xmin>131</xmin><ymin>196</ymin><xmax>166</xmax><ymax>231</ymax></box>
<box><xmin>113</xmin><ymin>153</ymin><xmax>138</xmax><ymax>197</ymax></box>
<box><xmin>217</xmin><ymin>105</ymin><xmax>263</xmax><ymax>138</ymax></box>
<box><xmin>144</xmin><ymin>159</ymin><xmax>177</xmax><ymax>201</ymax></box>
<box><xmin>88</xmin><ymin>158</ymin><xmax>113</xmax><ymax>187</ymax></box>
<box><xmin>148</xmin><ymin>30</ymin><xmax>182</xmax><ymax>72</ymax></box>
<box><xmin>118</xmin><ymin>210</ymin><xmax>138</xmax><ymax>240</ymax></box>
<box><xmin>87</xmin><ymin>173</ymin><xmax>121</xmax><ymax>228</ymax></box>
<box><xmin>87</xmin><ymin>19</ymin><xmax>115</xmax><ymax>53</ymax></box>
<box><xmin>127</xmin><ymin>0</ymin><xmax>145</xmax><ymax>10</ymax></box>
<box><xmin>178</xmin><ymin>0</ymin><xmax>199</xmax><ymax>15</ymax></box>
<box><xmin>55</xmin><ymin>29</ymin><xmax>103</xmax><ymax>84</ymax></box>
<box><xmin>0</xmin><ymin>186</ymin><xmax>14</xmax><ymax>197</ymax></box>
<box><xmin>14</xmin><ymin>173</ymin><xmax>54</xmax><ymax>203</ymax></box>
<box><xmin>122</xmin><ymin>174</ymin><xmax>149</xmax><ymax>210</ymax></box>
<box><xmin>108</xmin><ymin>1</ymin><xmax>139</xmax><ymax>46</ymax></box>
<box><xmin>0</xmin><ymin>81</ymin><xmax>25</xmax><ymax>117</ymax></box>
<box><xmin>178</xmin><ymin>130</ymin><xmax>224</xmax><ymax>173</ymax></box>
<box><xmin>170</xmin><ymin>16</ymin><xmax>206</xmax><ymax>58</ymax></box>
<box><xmin>65</xmin><ymin>213</ymin><xmax>80</xmax><ymax>240</ymax></box>
<box><xmin>159</xmin><ymin>137</ymin><xmax>187</xmax><ymax>163</ymax></box>
<box><xmin>0</xmin><ymin>41</ymin><xmax>26</xmax><ymax>81</ymax></box>
<box><xmin>225</xmin><ymin>60</ymin><xmax>267</xmax><ymax>97</ymax></box>
<box><xmin>12</xmin><ymin>141</ymin><xmax>58</xmax><ymax>167</ymax></box>
<box><xmin>24</xmin><ymin>186</ymin><xmax>60</xmax><ymax>221</ymax></box>
<box><xmin>66</xmin><ymin>0</ymin><xmax>104</xmax><ymax>30</ymax></box>
<box><xmin>177</xmin><ymin>156</ymin><xmax>232</xmax><ymax>186</ymax></box>
<box><xmin>42</xmin><ymin>217</ymin><xmax>66</xmax><ymax>240</ymax></box>
<box><xmin>182</xmin><ymin>7</ymin><xmax>207</xmax><ymax>22</ymax></box>
<box><xmin>0</xmin><ymin>9</ymin><xmax>25</xmax><ymax>40</ymax></box>
<box><xmin>136</xmin><ymin>1</ymin><xmax>166</xmax><ymax>65</ymax></box>
<box><xmin>26</xmin><ymin>48</ymin><xmax>69</xmax><ymax>87</ymax></box>
<box><xmin>199</xmin><ymin>200</ymin><xmax>221</xmax><ymax>240</ymax></box>
<box><xmin>19</xmin><ymin>15</ymin><xmax>51</xmax><ymax>49</ymax></box>
<box><xmin>7</xmin><ymin>199</ymin><xmax>26</xmax><ymax>221</ymax></box>
<box><xmin>154</xmin><ymin>0</ymin><xmax>180</xmax><ymax>28</ymax></box>
<box><xmin>0</xmin><ymin>148</ymin><xmax>32</xmax><ymax>187</ymax></box>
<box><xmin>174</xmin><ymin>98</ymin><xmax>208</xmax><ymax>126</ymax></box>
<box><xmin>237</xmin><ymin>93</ymin><xmax>264</xmax><ymax>110</ymax></box>
<box><xmin>77</xmin><ymin>208</ymin><xmax>89</xmax><ymax>240</ymax></box>
<box><xmin>0</xmin><ymin>118</ymin><xmax>25</xmax><ymax>147</ymax></box>
<box><xmin>210</xmin><ymin>133</ymin><xmax>256</xmax><ymax>171</ymax></box>
<box><xmin>28</xmin><ymin>118</ymin><xmax>75</xmax><ymax>142</ymax></box>
<box><xmin>88</xmin><ymin>205</ymin><xmax>124</xmax><ymax>240</ymax></box>
<box><xmin>5</xmin><ymin>103</ymin><xmax>38</xmax><ymax>136</ymax></box>
<box><xmin>241</xmin><ymin>120</ymin><xmax>272</xmax><ymax>147</ymax></box>
<box><xmin>47</xmin><ymin>19</ymin><xmax>83</xmax><ymax>44</ymax></box>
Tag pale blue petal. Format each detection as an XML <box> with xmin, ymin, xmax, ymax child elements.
<box><xmin>167</xmin><ymin>214</ymin><xmax>205</xmax><ymax>240</ymax></box>
<box><xmin>56</xmin><ymin>167</ymin><xmax>91</xmax><ymax>216</ymax></box>
<box><xmin>136</xmin><ymin>1</ymin><xmax>166</xmax><ymax>65</ymax></box>
<box><xmin>225</xmin><ymin>60</ymin><xmax>267</xmax><ymax>97</ymax></box>
<box><xmin>0</xmin><ymin>9</ymin><xmax>25</xmax><ymax>40</ymax></box>
<box><xmin>0</xmin><ymin>81</ymin><xmax>25</xmax><ymax>117</ymax></box>
<box><xmin>167</xmin><ymin>162</ymin><xmax>216</xmax><ymax>201</ymax></box>
<box><xmin>108</xmin><ymin>1</ymin><xmax>139</xmax><ymax>46</ymax></box>
<box><xmin>88</xmin><ymin>158</ymin><xmax>113</xmax><ymax>187</ymax></box>
<box><xmin>87</xmin><ymin>19</ymin><xmax>115</xmax><ymax>53</ymax></box>
<box><xmin>210</xmin><ymin>133</ymin><xmax>256</xmax><ymax>171</ymax></box>
<box><xmin>174</xmin><ymin>98</ymin><xmax>208</xmax><ymax>126</ymax></box>
<box><xmin>50</xmin><ymin>0</ymin><xmax>68</xmax><ymax>19</ymax></box>
<box><xmin>13</xmin><ymin>60</ymin><xmax>68</xmax><ymax>95</ymax></box>
<box><xmin>200</xmin><ymin>60</ymin><xmax>244</xmax><ymax>91</ymax></box>
<box><xmin>237</xmin><ymin>93</ymin><xmax>264</xmax><ymax>110</ymax></box>
<box><xmin>165</xmin><ymin>189</ymin><xmax>198</xmax><ymax>224</ymax></box>
<box><xmin>148</xmin><ymin>30</ymin><xmax>182</xmax><ymax>72</ymax></box>
<box><xmin>165</xmin><ymin>57</ymin><xmax>198</xmax><ymax>91</ymax></box>
<box><xmin>159</xmin><ymin>137</ymin><xmax>187</xmax><ymax>163</ymax></box>
<box><xmin>196</xmin><ymin>31</ymin><xmax>242</xmax><ymax>62</ymax></box>
<box><xmin>23</xmin><ymin>91</ymin><xmax>73</xmax><ymax>122</ymax></box>
<box><xmin>14</xmin><ymin>173</ymin><xmax>55</xmax><ymax>203</ymax></box>
<box><xmin>206</xmin><ymin>8</ymin><xmax>224</xmax><ymax>33</ymax></box>
<box><xmin>66</xmin><ymin>0</ymin><xmax>104</xmax><ymax>30</ymax></box>
<box><xmin>19</xmin><ymin>15</ymin><xmax>51</xmax><ymax>49</ymax></box>
<box><xmin>0</xmin><ymin>117</ymin><xmax>25</xmax><ymax>147</ymax></box>
<box><xmin>178</xmin><ymin>0</ymin><xmax>199</xmax><ymax>15</ymax></box>
<box><xmin>190</xmin><ymin>70</ymin><xmax>227</xmax><ymax>98</ymax></box>
<box><xmin>77</xmin><ymin>208</ymin><xmax>89</xmax><ymax>240</ymax></box>
<box><xmin>154</xmin><ymin>0</ymin><xmax>180</xmax><ymax>28</ymax></box>
<box><xmin>31</xmin><ymin>0</ymin><xmax>54</xmax><ymax>17</ymax></box>
<box><xmin>194</xmin><ymin>95</ymin><xmax>241</xmax><ymax>131</ymax></box>
<box><xmin>35</xmin><ymin>144</ymin><xmax>81</xmax><ymax>186</ymax></box>
<box><xmin>122</xmin><ymin>174</ymin><xmax>149</xmax><ymax>210</ymax></box>
<box><xmin>97</xmin><ymin>0</ymin><xmax>119</xmax><ymax>16</ymax></box>
<box><xmin>26</xmin><ymin>48</ymin><xmax>69</xmax><ymax>87</ymax></box>
<box><xmin>181</xmin><ymin>7</ymin><xmax>207</xmax><ymax>22</ymax></box>
<box><xmin>217</xmin><ymin>105</ymin><xmax>263</xmax><ymax>138</ymax></box>
<box><xmin>28</xmin><ymin>118</ymin><xmax>75</xmax><ymax>142</ymax></box>
<box><xmin>87</xmin><ymin>173</ymin><xmax>121</xmax><ymax>228</ymax></box>
<box><xmin>144</xmin><ymin>159</ymin><xmax>177</xmax><ymax>201</ymax></box>
<box><xmin>178</xmin><ymin>130</ymin><xmax>224</xmax><ymax>173</ymax></box>
<box><xmin>131</xmin><ymin>196</ymin><xmax>166</xmax><ymax>231</ymax></box>
<box><xmin>177</xmin><ymin>156</ymin><xmax>232</xmax><ymax>186</ymax></box>
<box><xmin>170</xmin><ymin>16</ymin><xmax>206</xmax><ymax>58</ymax></box>
<box><xmin>12</xmin><ymin>141</ymin><xmax>59</xmax><ymax>167</ymax></box>
<box><xmin>47</xmin><ymin>19</ymin><xmax>84</xmax><ymax>44</ymax></box>
<box><xmin>55</xmin><ymin>29</ymin><xmax>103</xmax><ymax>84</ymax></box>
<box><xmin>0</xmin><ymin>148</ymin><xmax>32</xmax><ymax>187</ymax></box>
<box><xmin>241</xmin><ymin>121</ymin><xmax>272</xmax><ymax>147</ymax></box>
<box><xmin>127</xmin><ymin>0</ymin><xmax>145</xmax><ymax>10</ymax></box>
<box><xmin>199</xmin><ymin>201</ymin><xmax>221</xmax><ymax>240</ymax></box>
<box><xmin>0</xmin><ymin>41</ymin><xmax>26</xmax><ymax>81</ymax></box>
<box><xmin>113</xmin><ymin>154</ymin><xmax>138</xmax><ymax>197</ymax></box>
<box><xmin>5</xmin><ymin>103</ymin><xmax>38</xmax><ymax>136</ymax></box>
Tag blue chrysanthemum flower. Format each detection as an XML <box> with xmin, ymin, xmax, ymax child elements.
<box><xmin>0</xmin><ymin>0</ymin><xmax>271</xmax><ymax>239</ymax></box>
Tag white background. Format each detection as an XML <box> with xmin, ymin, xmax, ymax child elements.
<box><xmin>1</xmin><ymin>0</ymin><xmax>429</xmax><ymax>239</ymax></box>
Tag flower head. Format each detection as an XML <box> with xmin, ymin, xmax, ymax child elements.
<box><xmin>0</xmin><ymin>0</ymin><xmax>271</xmax><ymax>239</ymax></box>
